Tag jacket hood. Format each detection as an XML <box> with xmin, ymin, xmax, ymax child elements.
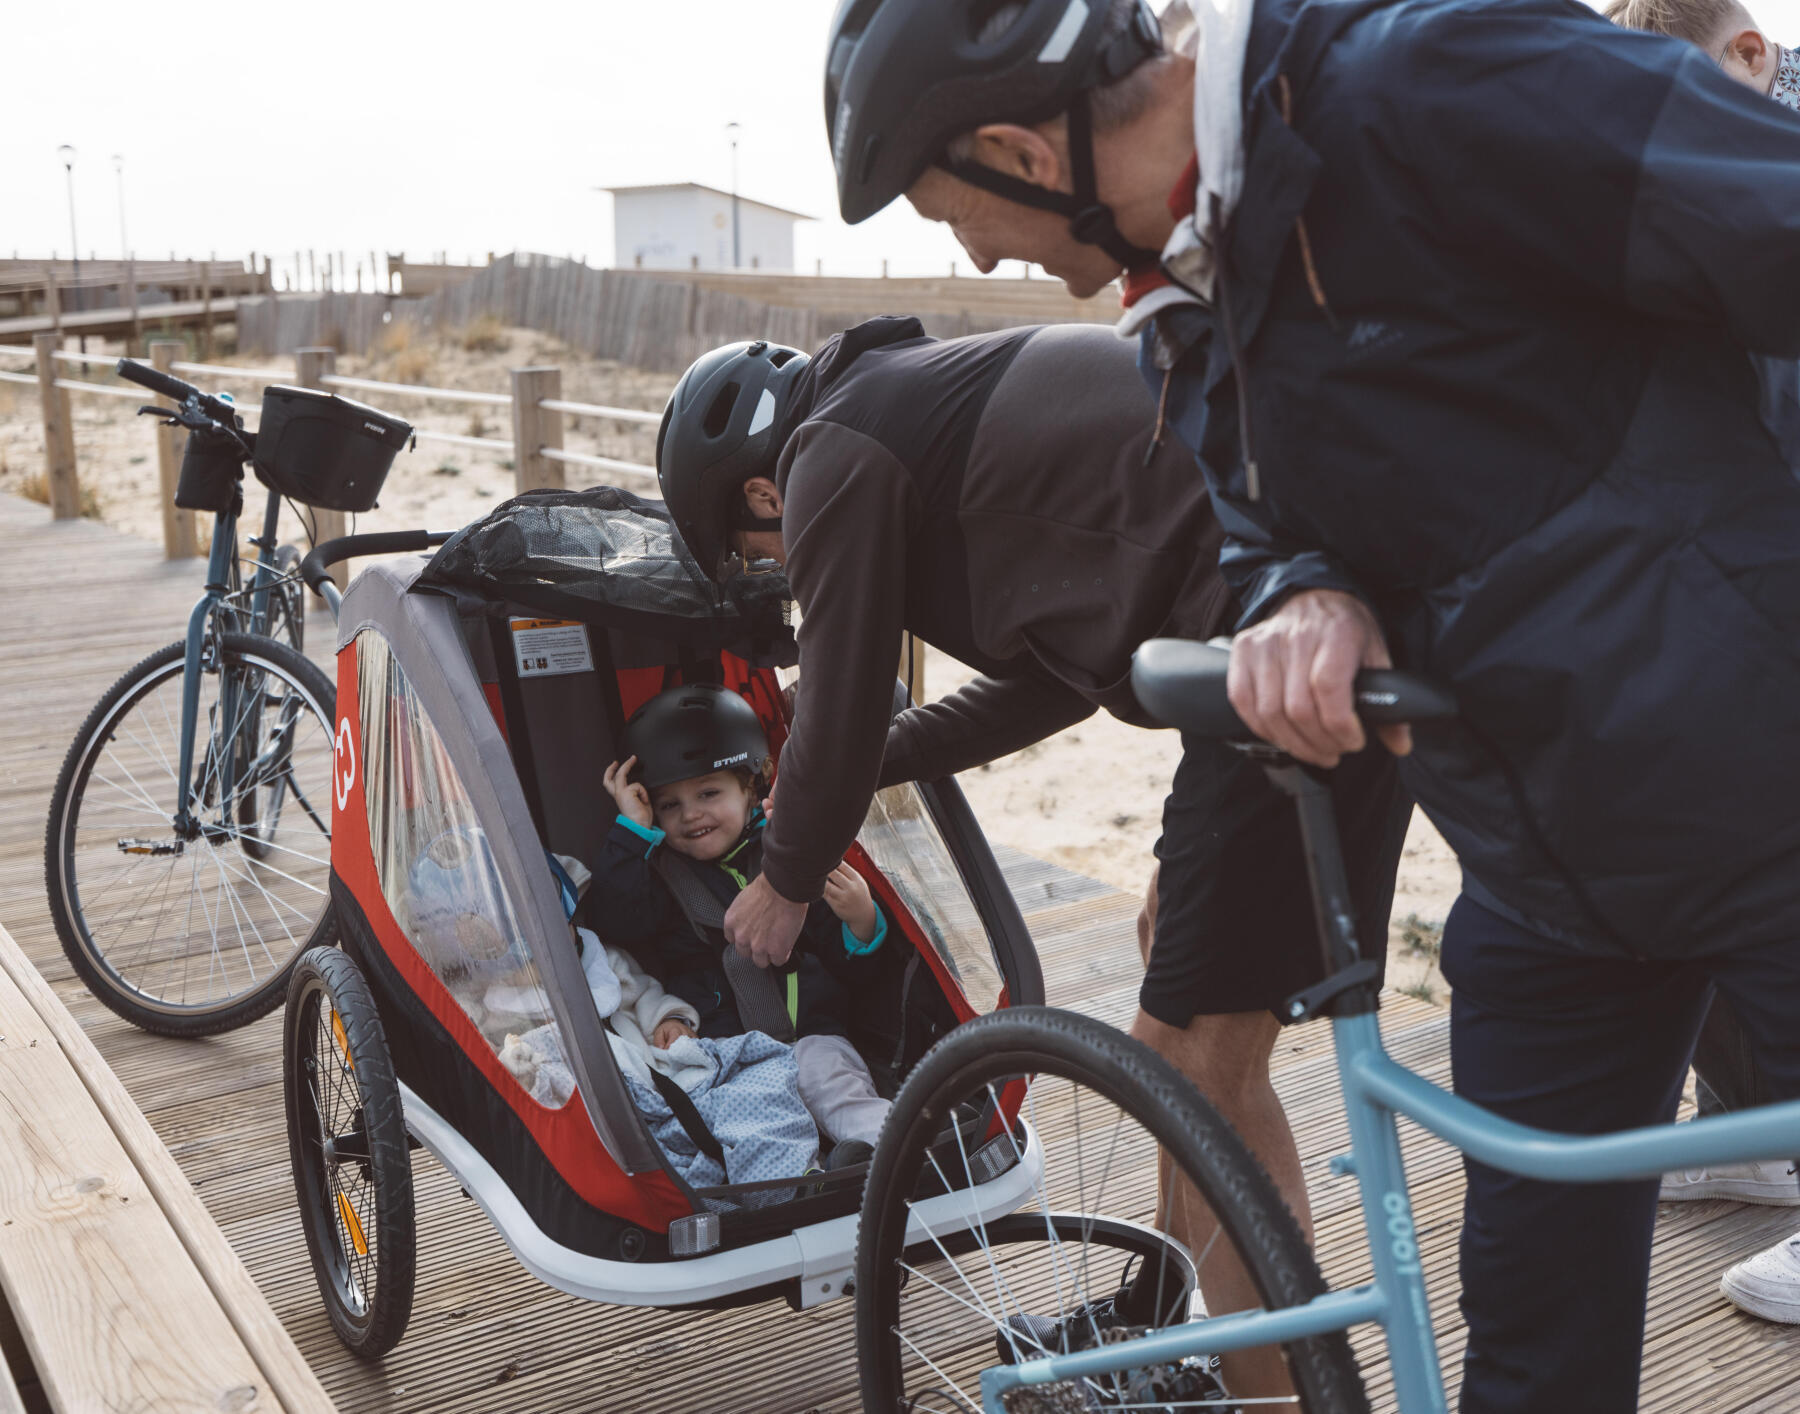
<box><xmin>773</xmin><ymin>316</ymin><xmax>929</xmax><ymax>491</ymax></box>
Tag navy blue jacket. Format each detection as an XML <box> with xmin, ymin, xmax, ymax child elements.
<box><xmin>589</xmin><ymin>816</ymin><xmax>893</xmax><ymax>1039</ymax></box>
<box><xmin>1148</xmin><ymin>0</ymin><xmax>1800</xmax><ymax>958</ymax></box>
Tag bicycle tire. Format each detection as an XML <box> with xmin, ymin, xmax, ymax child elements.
<box><xmin>44</xmin><ymin>631</ymin><xmax>336</xmax><ymax>1037</ymax></box>
<box><xmin>856</xmin><ymin>1006</ymin><xmax>1370</xmax><ymax>1414</ymax></box>
<box><xmin>285</xmin><ymin>945</ymin><xmax>416</xmax><ymax>1358</ymax></box>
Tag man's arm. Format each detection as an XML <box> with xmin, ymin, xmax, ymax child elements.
<box><xmin>759</xmin><ymin>420</ymin><xmax>917</xmax><ymax>902</ymax></box>
<box><xmin>877</xmin><ymin>674</ymin><xmax>1097</xmax><ymax>787</ymax></box>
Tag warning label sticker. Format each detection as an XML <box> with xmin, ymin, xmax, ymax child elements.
<box><xmin>509</xmin><ymin>617</ymin><xmax>594</xmax><ymax>678</ymax></box>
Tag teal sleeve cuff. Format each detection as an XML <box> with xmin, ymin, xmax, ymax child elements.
<box><xmin>842</xmin><ymin>907</ymin><xmax>887</xmax><ymax>957</ymax></box>
<box><xmin>613</xmin><ymin>815</ymin><xmax>665</xmax><ymax>857</ymax></box>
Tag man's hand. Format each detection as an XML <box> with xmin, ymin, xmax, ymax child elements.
<box><xmin>1227</xmin><ymin>589</ymin><xmax>1412</xmax><ymax>767</ymax></box>
<box><xmin>822</xmin><ymin>861</ymin><xmax>879</xmax><ymax>943</ymax></box>
<box><xmin>724</xmin><ymin>872</ymin><xmax>809</xmax><ymax>968</ymax></box>
<box><xmin>602</xmin><ymin>756</ymin><xmax>655</xmax><ymax>829</ymax></box>
<box><xmin>652</xmin><ymin>1017</ymin><xmax>696</xmax><ymax>1050</ymax></box>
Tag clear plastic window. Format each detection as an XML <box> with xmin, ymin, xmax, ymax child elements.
<box><xmin>859</xmin><ymin>785</ymin><xmax>1005</xmax><ymax>1013</ymax></box>
<box><xmin>356</xmin><ymin>632</ymin><xmax>573</xmax><ymax>1109</ymax></box>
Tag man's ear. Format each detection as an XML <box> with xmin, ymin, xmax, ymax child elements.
<box><xmin>743</xmin><ymin>476</ymin><xmax>783</xmax><ymax>519</ymax></box>
<box><xmin>1727</xmin><ymin>27</ymin><xmax>1771</xmax><ymax>75</ymax></box>
<box><xmin>967</xmin><ymin>121</ymin><xmax>1068</xmax><ymax>193</ymax></box>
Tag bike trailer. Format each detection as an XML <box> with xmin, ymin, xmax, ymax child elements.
<box><xmin>302</xmin><ymin>486</ymin><xmax>1045</xmax><ymax>1351</ymax></box>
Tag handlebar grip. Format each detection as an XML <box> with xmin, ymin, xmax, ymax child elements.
<box><xmin>116</xmin><ymin>358</ymin><xmax>195</xmax><ymax>403</ymax></box>
<box><xmin>300</xmin><ymin>530</ymin><xmax>456</xmax><ymax>595</ymax></box>
<box><xmin>1130</xmin><ymin>638</ymin><xmax>1458</xmax><ymax>740</ymax></box>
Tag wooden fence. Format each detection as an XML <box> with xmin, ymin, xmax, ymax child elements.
<box><xmin>0</xmin><ymin>332</ymin><xmax>928</xmax><ymax>698</ymax></box>
<box><xmin>236</xmin><ymin>253</ymin><xmax>1117</xmax><ymax>371</ymax></box>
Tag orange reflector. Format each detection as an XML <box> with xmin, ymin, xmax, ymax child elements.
<box><xmin>331</xmin><ymin>1010</ymin><xmax>354</xmax><ymax>1070</ymax></box>
<box><xmin>336</xmin><ymin>1191</ymin><xmax>369</xmax><ymax>1256</ymax></box>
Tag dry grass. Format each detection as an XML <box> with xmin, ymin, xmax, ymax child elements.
<box><xmin>374</xmin><ymin>321</ymin><xmax>437</xmax><ymax>386</ymax></box>
<box><xmin>18</xmin><ymin>469</ymin><xmax>103</xmax><ymax>519</ymax></box>
<box><xmin>458</xmin><ymin>315</ymin><xmax>510</xmax><ymax>354</ymax></box>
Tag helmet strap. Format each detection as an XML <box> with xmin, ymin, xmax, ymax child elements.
<box><xmin>940</xmin><ymin>89</ymin><xmax>1163</xmax><ymax>271</ymax></box>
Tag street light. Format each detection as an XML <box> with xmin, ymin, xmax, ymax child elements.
<box><xmin>57</xmin><ymin>144</ymin><xmax>82</xmax><ymax>350</ymax></box>
<box><xmin>725</xmin><ymin>121</ymin><xmax>741</xmax><ymax>270</ymax></box>
<box><xmin>112</xmin><ymin>154</ymin><xmax>128</xmax><ymax>260</ymax></box>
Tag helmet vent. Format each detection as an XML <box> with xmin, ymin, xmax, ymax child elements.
<box><xmin>768</xmin><ymin>348</ymin><xmax>799</xmax><ymax>368</ymax></box>
<box><xmin>969</xmin><ymin>0</ymin><xmax>1027</xmax><ymax>43</ymax></box>
<box><xmin>703</xmin><ymin>382</ymin><xmax>740</xmax><ymax>439</ymax></box>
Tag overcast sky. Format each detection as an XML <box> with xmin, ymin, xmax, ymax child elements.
<box><xmin>7</xmin><ymin>0</ymin><xmax>1798</xmax><ymax>283</ymax></box>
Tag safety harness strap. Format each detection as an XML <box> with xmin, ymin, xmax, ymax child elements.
<box><xmin>651</xmin><ymin>850</ymin><xmax>798</xmax><ymax>1043</ymax></box>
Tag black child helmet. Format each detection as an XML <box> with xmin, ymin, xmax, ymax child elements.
<box><xmin>824</xmin><ymin>0</ymin><xmax>1165</xmax><ymax>266</ymax></box>
<box><xmin>621</xmin><ymin>684</ymin><xmax>772</xmax><ymax>793</ymax></box>
<box><xmin>656</xmin><ymin>339</ymin><xmax>811</xmax><ymax>582</ymax></box>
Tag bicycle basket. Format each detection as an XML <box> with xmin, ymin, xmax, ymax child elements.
<box><xmin>174</xmin><ymin>426</ymin><xmax>245</xmax><ymax>514</ymax></box>
<box><xmin>252</xmin><ymin>385</ymin><xmax>412</xmax><ymax>512</ymax></box>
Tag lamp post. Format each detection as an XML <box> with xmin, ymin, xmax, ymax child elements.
<box><xmin>726</xmin><ymin>121</ymin><xmax>741</xmax><ymax>270</ymax></box>
<box><xmin>112</xmin><ymin>154</ymin><xmax>128</xmax><ymax>259</ymax></box>
<box><xmin>57</xmin><ymin>144</ymin><xmax>82</xmax><ymax>351</ymax></box>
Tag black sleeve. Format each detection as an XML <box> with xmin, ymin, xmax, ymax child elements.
<box><xmin>761</xmin><ymin>421</ymin><xmax>916</xmax><ymax>901</ymax></box>
<box><xmin>878</xmin><ymin>673</ymin><xmax>1097</xmax><ymax>787</ymax></box>
<box><xmin>587</xmin><ymin>819</ymin><xmax>683</xmax><ymax>965</ymax></box>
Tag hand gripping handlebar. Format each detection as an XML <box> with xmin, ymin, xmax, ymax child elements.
<box><xmin>1130</xmin><ymin>638</ymin><xmax>1458</xmax><ymax>739</ymax></box>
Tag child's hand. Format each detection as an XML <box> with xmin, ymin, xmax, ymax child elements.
<box><xmin>823</xmin><ymin>861</ymin><xmax>878</xmax><ymax>944</ymax></box>
<box><xmin>652</xmin><ymin>1017</ymin><xmax>696</xmax><ymax>1050</ymax></box>
<box><xmin>603</xmin><ymin>757</ymin><xmax>655</xmax><ymax>830</ymax></box>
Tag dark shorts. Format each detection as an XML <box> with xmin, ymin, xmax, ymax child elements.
<box><xmin>1141</xmin><ymin>733</ymin><xmax>1412</xmax><ymax>1026</ymax></box>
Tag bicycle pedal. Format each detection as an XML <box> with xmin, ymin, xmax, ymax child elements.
<box><xmin>116</xmin><ymin>838</ymin><xmax>184</xmax><ymax>857</ymax></box>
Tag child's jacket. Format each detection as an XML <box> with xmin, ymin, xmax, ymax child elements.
<box><xmin>589</xmin><ymin>812</ymin><xmax>890</xmax><ymax>1042</ymax></box>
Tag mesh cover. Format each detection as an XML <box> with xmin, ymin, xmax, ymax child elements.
<box><xmin>417</xmin><ymin>486</ymin><xmax>795</xmax><ymax>657</ymax></box>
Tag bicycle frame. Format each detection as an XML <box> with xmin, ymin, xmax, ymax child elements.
<box><xmin>170</xmin><ymin>482</ymin><xmax>287</xmax><ymax>836</ymax></box>
<box><xmin>981</xmin><ymin>762</ymin><xmax>1800</xmax><ymax>1414</ymax></box>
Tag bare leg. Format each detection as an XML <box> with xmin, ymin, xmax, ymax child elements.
<box><xmin>1133</xmin><ymin>866</ymin><xmax>1307</xmax><ymax>1399</ymax></box>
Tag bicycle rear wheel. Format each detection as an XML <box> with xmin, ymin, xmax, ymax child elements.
<box><xmin>45</xmin><ymin>631</ymin><xmax>336</xmax><ymax>1036</ymax></box>
<box><xmin>855</xmin><ymin>1007</ymin><xmax>1369</xmax><ymax>1414</ymax></box>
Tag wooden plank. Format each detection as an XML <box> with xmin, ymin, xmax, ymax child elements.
<box><xmin>0</xmin><ymin>941</ymin><xmax>278</xmax><ymax>1412</ymax></box>
<box><xmin>0</xmin><ymin>922</ymin><xmax>335</xmax><ymax>1414</ymax></box>
<box><xmin>31</xmin><ymin>334</ymin><xmax>79</xmax><ymax>521</ymax></box>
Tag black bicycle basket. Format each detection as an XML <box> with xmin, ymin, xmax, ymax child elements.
<box><xmin>174</xmin><ymin>426</ymin><xmax>246</xmax><ymax>514</ymax></box>
<box><xmin>252</xmin><ymin>385</ymin><xmax>412</xmax><ymax>512</ymax></box>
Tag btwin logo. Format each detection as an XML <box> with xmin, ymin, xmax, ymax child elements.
<box><xmin>713</xmin><ymin>751</ymin><xmax>749</xmax><ymax>770</ymax></box>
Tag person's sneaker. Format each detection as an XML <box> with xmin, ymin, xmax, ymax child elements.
<box><xmin>825</xmin><ymin>1139</ymin><xmax>875</xmax><ymax>1170</ymax></box>
<box><xmin>1660</xmin><ymin>1157</ymin><xmax>1800</xmax><ymax>1205</ymax></box>
<box><xmin>1720</xmin><ymin>1232</ymin><xmax>1800</xmax><ymax>1323</ymax></box>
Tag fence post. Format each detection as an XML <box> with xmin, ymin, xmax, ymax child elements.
<box><xmin>125</xmin><ymin>257</ymin><xmax>142</xmax><ymax>355</ymax></box>
<box><xmin>149</xmin><ymin>340</ymin><xmax>199</xmax><ymax>558</ymax></box>
<box><xmin>32</xmin><ymin>332</ymin><xmax>81</xmax><ymax>520</ymax></box>
<box><xmin>510</xmin><ymin>366</ymin><xmax>563</xmax><ymax>494</ymax></box>
<box><xmin>899</xmin><ymin>632</ymin><xmax>927</xmax><ymax>705</ymax></box>
<box><xmin>44</xmin><ymin>272</ymin><xmax>61</xmax><ymax>339</ymax></box>
<box><xmin>201</xmin><ymin>259</ymin><xmax>214</xmax><ymax>360</ymax></box>
<box><xmin>295</xmin><ymin>347</ymin><xmax>348</xmax><ymax>589</ymax></box>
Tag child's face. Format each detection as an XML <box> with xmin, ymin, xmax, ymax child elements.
<box><xmin>649</xmin><ymin>770</ymin><xmax>754</xmax><ymax>862</ymax></box>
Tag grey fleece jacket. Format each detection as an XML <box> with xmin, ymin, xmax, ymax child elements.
<box><xmin>760</xmin><ymin>317</ymin><xmax>1230</xmax><ymax>902</ymax></box>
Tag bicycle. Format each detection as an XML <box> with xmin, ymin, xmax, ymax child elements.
<box><xmin>43</xmin><ymin>358</ymin><xmax>409</xmax><ymax>1037</ymax></box>
<box><xmin>852</xmin><ymin>638</ymin><xmax>1800</xmax><ymax>1413</ymax></box>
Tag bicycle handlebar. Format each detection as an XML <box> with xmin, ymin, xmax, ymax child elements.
<box><xmin>1130</xmin><ymin>638</ymin><xmax>1458</xmax><ymax>740</ymax></box>
<box><xmin>115</xmin><ymin>358</ymin><xmax>241</xmax><ymax>429</ymax></box>
<box><xmin>300</xmin><ymin>530</ymin><xmax>456</xmax><ymax>596</ymax></box>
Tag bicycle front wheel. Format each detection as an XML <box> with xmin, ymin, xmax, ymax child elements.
<box><xmin>45</xmin><ymin>631</ymin><xmax>336</xmax><ymax>1036</ymax></box>
<box><xmin>856</xmin><ymin>1007</ymin><xmax>1369</xmax><ymax>1414</ymax></box>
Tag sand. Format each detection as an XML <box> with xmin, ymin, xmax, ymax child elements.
<box><xmin>0</xmin><ymin>321</ymin><xmax>1454</xmax><ymax>1005</ymax></box>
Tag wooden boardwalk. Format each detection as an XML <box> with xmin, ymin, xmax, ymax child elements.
<box><xmin>0</xmin><ymin>491</ymin><xmax>1795</xmax><ymax>1412</ymax></box>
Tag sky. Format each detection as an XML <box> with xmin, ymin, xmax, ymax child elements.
<box><xmin>6</xmin><ymin>0</ymin><xmax>1799</xmax><ymax>283</ymax></box>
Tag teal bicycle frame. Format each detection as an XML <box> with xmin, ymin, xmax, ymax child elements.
<box><xmin>170</xmin><ymin>480</ymin><xmax>289</xmax><ymax>839</ymax></box>
<box><xmin>982</xmin><ymin>758</ymin><xmax>1800</xmax><ymax>1413</ymax></box>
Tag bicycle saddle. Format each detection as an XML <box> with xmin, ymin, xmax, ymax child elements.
<box><xmin>1130</xmin><ymin>638</ymin><xmax>1458</xmax><ymax>739</ymax></box>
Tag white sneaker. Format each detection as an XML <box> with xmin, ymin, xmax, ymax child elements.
<box><xmin>1659</xmin><ymin>1157</ymin><xmax>1800</xmax><ymax>1205</ymax></box>
<box><xmin>1721</xmin><ymin>1233</ymin><xmax>1800</xmax><ymax>1323</ymax></box>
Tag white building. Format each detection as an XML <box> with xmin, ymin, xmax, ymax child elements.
<box><xmin>602</xmin><ymin>183</ymin><xmax>812</xmax><ymax>273</ymax></box>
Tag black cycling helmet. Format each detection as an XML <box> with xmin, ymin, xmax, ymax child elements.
<box><xmin>621</xmin><ymin>684</ymin><xmax>772</xmax><ymax>793</ymax></box>
<box><xmin>824</xmin><ymin>0</ymin><xmax>1164</xmax><ymax>265</ymax></box>
<box><xmin>656</xmin><ymin>339</ymin><xmax>811</xmax><ymax>582</ymax></box>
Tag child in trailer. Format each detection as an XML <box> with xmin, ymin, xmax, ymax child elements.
<box><xmin>594</xmin><ymin>683</ymin><xmax>896</xmax><ymax>1167</ymax></box>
